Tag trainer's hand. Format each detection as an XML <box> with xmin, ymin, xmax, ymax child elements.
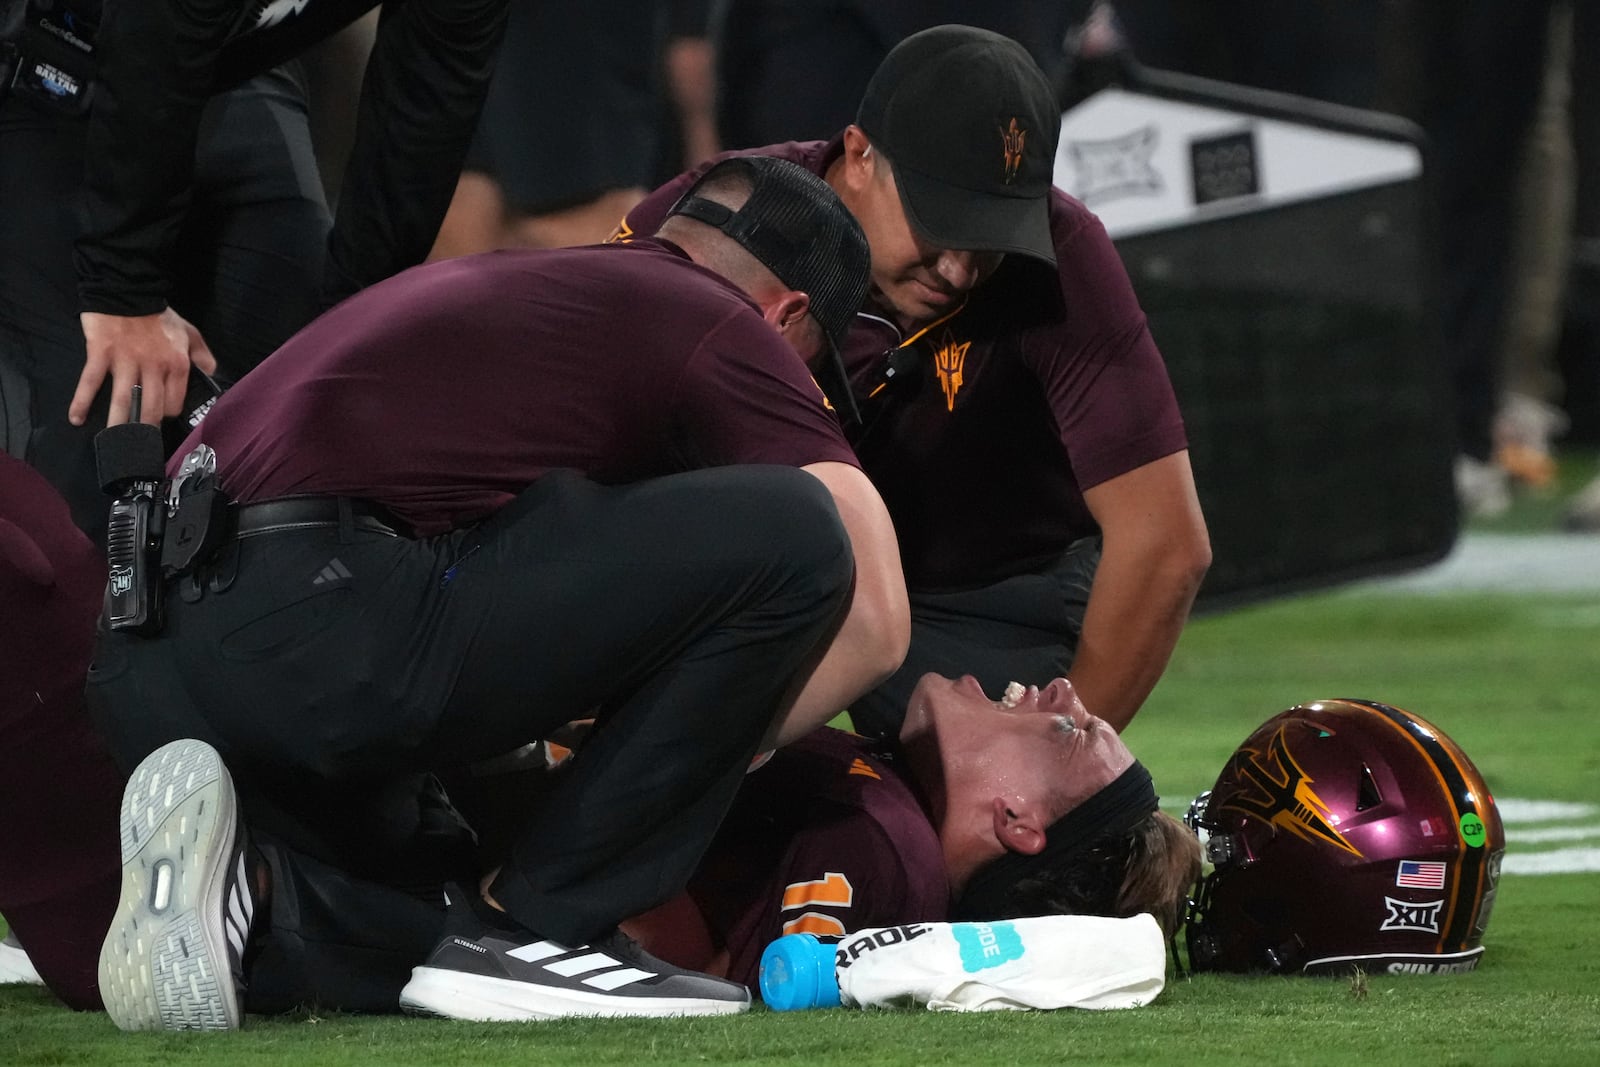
<box><xmin>71</xmin><ymin>309</ymin><xmax>218</xmax><ymax>428</ymax></box>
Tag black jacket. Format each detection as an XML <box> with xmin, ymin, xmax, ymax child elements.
<box><xmin>74</xmin><ymin>0</ymin><xmax>507</xmax><ymax>316</ymax></box>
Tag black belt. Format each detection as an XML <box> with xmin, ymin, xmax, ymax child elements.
<box><xmin>234</xmin><ymin>496</ymin><xmax>401</xmax><ymax>539</ymax></box>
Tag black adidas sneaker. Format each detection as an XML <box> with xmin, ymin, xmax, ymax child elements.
<box><xmin>98</xmin><ymin>738</ymin><xmax>258</xmax><ymax>1031</ymax></box>
<box><xmin>399</xmin><ymin>905</ymin><xmax>750</xmax><ymax>1021</ymax></box>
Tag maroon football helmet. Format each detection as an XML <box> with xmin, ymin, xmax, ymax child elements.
<box><xmin>1185</xmin><ymin>699</ymin><xmax>1505</xmax><ymax>976</ymax></box>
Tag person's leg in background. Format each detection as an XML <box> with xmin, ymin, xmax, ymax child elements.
<box><xmin>1407</xmin><ymin>2</ymin><xmax>1556</xmax><ymax>518</ymax></box>
<box><xmin>431</xmin><ymin>0</ymin><xmax>670</xmax><ymax>257</ymax></box>
<box><xmin>1494</xmin><ymin>1</ymin><xmax>1576</xmax><ymax>493</ymax></box>
<box><xmin>174</xmin><ymin>68</ymin><xmax>333</xmax><ymax>387</ymax></box>
<box><xmin>654</xmin><ymin>0</ymin><xmax>722</xmax><ymax>185</ymax></box>
<box><xmin>299</xmin><ymin>12</ymin><xmax>382</xmax><ymax>211</ymax></box>
<box><xmin>712</xmin><ymin>0</ymin><xmax>887</xmax><ymax>151</ymax></box>
<box><xmin>1559</xmin><ymin>0</ymin><xmax>1600</xmax><ymax>528</ymax></box>
<box><xmin>0</xmin><ymin>95</ymin><xmax>110</xmax><ymax>538</ymax></box>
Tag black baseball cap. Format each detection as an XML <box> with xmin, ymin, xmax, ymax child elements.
<box><xmin>670</xmin><ymin>155</ymin><xmax>871</xmax><ymax>421</ymax></box>
<box><xmin>857</xmin><ymin>25</ymin><xmax>1060</xmax><ymax>267</ymax></box>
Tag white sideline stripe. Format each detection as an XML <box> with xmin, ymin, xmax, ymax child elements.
<box><xmin>583</xmin><ymin>967</ymin><xmax>656</xmax><ymax>991</ymax></box>
<box><xmin>1350</xmin><ymin>534</ymin><xmax>1600</xmax><ymax>594</ymax></box>
<box><xmin>1510</xmin><ymin>826</ymin><xmax>1600</xmax><ymax>844</ymax></box>
<box><xmin>1502</xmin><ymin>847</ymin><xmax>1600</xmax><ymax>875</ymax></box>
<box><xmin>506</xmin><ymin>941</ymin><xmax>565</xmax><ymax>964</ymax></box>
<box><xmin>1498</xmin><ymin>799</ymin><xmax>1599</xmax><ymax>823</ymax></box>
<box><xmin>545</xmin><ymin>952</ymin><xmax>619</xmax><ymax>977</ymax></box>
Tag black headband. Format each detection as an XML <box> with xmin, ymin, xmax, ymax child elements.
<box><xmin>955</xmin><ymin>760</ymin><xmax>1160</xmax><ymax>920</ymax></box>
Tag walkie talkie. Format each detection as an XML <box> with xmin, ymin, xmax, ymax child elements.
<box><xmin>96</xmin><ymin>386</ymin><xmax>169</xmax><ymax>635</ymax></box>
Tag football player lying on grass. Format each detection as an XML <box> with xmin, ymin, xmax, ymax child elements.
<box><xmin>615</xmin><ymin>673</ymin><xmax>1201</xmax><ymax>990</ymax></box>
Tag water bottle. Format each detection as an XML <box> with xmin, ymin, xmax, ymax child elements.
<box><xmin>759</xmin><ymin>914</ymin><xmax>1166</xmax><ymax>1012</ymax></box>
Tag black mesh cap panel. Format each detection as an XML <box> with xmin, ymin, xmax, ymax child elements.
<box><xmin>670</xmin><ymin>156</ymin><xmax>870</xmax><ymax>355</ymax></box>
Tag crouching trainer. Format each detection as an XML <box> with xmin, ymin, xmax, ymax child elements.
<box><xmin>85</xmin><ymin>156</ymin><xmax>909</xmax><ymax>1028</ymax></box>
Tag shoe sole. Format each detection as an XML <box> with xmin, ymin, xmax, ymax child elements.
<box><xmin>399</xmin><ymin>966</ymin><xmax>749</xmax><ymax>1021</ymax></box>
<box><xmin>98</xmin><ymin>739</ymin><xmax>244</xmax><ymax>1031</ymax></box>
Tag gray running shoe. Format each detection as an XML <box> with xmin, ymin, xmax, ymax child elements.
<box><xmin>98</xmin><ymin>738</ymin><xmax>256</xmax><ymax>1031</ymax></box>
<box><xmin>400</xmin><ymin>911</ymin><xmax>750</xmax><ymax>1021</ymax></box>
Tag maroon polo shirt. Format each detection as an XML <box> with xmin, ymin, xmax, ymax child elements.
<box><xmin>626</xmin><ymin>140</ymin><xmax>1188</xmax><ymax>590</ymax></box>
<box><xmin>175</xmin><ymin>239</ymin><xmax>858</xmax><ymax>534</ymax></box>
<box><xmin>687</xmin><ymin>727</ymin><xmax>949</xmax><ymax>989</ymax></box>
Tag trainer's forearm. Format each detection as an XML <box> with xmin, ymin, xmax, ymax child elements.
<box><xmin>1071</xmin><ymin>453</ymin><xmax>1211</xmax><ymax>731</ymax></box>
<box><xmin>769</xmin><ymin>577</ymin><xmax>907</xmax><ymax>748</ymax></box>
<box><xmin>768</xmin><ymin>463</ymin><xmax>910</xmax><ymax>747</ymax></box>
<box><xmin>1069</xmin><ymin>552</ymin><xmax>1204</xmax><ymax>732</ymax></box>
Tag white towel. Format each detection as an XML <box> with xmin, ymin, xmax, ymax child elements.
<box><xmin>834</xmin><ymin>914</ymin><xmax>1167</xmax><ymax>1013</ymax></box>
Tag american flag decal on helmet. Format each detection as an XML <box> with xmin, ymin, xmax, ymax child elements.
<box><xmin>1396</xmin><ymin>860</ymin><xmax>1448</xmax><ymax>889</ymax></box>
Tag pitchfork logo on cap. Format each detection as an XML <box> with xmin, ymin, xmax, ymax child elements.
<box><xmin>1001</xmin><ymin>118</ymin><xmax>1027</xmax><ymax>184</ymax></box>
<box><xmin>933</xmin><ymin>332</ymin><xmax>972</xmax><ymax>411</ymax></box>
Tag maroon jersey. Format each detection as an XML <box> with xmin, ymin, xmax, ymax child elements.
<box><xmin>687</xmin><ymin>728</ymin><xmax>948</xmax><ymax>989</ymax></box>
<box><xmin>625</xmin><ymin>140</ymin><xmax>1188</xmax><ymax>589</ymax></box>
<box><xmin>176</xmin><ymin>239</ymin><xmax>858</xmax><ymax>535</ymax></box>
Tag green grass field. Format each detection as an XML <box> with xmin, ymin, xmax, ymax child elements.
<box><xmin>5</xmin><ymin>457</ymin><xmax>1599</xmax><ymax>1065</ymax></box>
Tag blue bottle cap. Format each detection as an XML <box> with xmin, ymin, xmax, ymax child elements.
<box><xmin>759</xmin><ymin>933</ymin><xmax>841</xmax><ymax>1011</ymax></box>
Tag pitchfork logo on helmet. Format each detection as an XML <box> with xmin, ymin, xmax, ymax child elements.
<box><xmin>1185</xmin><ymin>700</ymin><xmax>1505</xmax><ymax>977</ymax></box>
<box><xmin>1217</xmin><ymin>723</ymin><xmax>1363</xmax><ymax>859</ymax></box>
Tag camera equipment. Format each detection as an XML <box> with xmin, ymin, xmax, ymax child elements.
<box><xmin>95</xmin><ymin>386</ymin><xmax>168</xmax><ymax>635</ymax></box>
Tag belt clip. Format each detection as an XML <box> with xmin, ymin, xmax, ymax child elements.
<box><xmin>166</xmin><ymin>444</ymin><xmax>218</xmax><ymax>515</ymax></box>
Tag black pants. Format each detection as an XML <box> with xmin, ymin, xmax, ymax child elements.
<box><xmin>87</xmin><ymin>466</ymin><xmax>853</xmax><ymax>1010</ymax></box>
<box><xmin>0</xmin><ymin>71</ymin><xmax>330</xmax><ymax>542</ymax></box>
<box><xmin>848</xmin><ymin>536</ymin><xmax>1100</xmax><ymax>741</ymax></box>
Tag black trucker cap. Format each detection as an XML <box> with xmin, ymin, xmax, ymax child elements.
<box><xmin>670</xmin><ymin>155</ymin><xmax>871</xmax><ymax>421</ymax></box>
<box><xmin>857</xmin><ymin>24</ymin><xmax>1060</xmax><ymax>266</ymax></box>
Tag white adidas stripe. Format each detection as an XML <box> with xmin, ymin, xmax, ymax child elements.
<box><xmin>236</xmin><ymin>854</ymin><xmax>254</xmax><ymax>927</ymax></box>
<box><xmin>224</xmin><ymin>902</ymin><xmax>247</xmax><ymax>960</ymax></box>
<box><xmin>228</xmin><ymin>861</ymin><xmax>250</xmax><ymax>935</ymax></box>
<box><xmin>503</xmin><ymin>941</ymin><xmax>660</xmax><ymax>990</ymax></box>
<box><xmin>545</xmin><ymin>952</ymin><xmax>620</xmax><ymax>978</ymax></box>
<box><xmin>583</xmin><ymin>967</ymin><xmax>656</xmax><ymax>991</ymax></box>
<box><xmin>506</xmin><ymin>941</ymin><xmax>565</xmax><ymax>964</ymax></box>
